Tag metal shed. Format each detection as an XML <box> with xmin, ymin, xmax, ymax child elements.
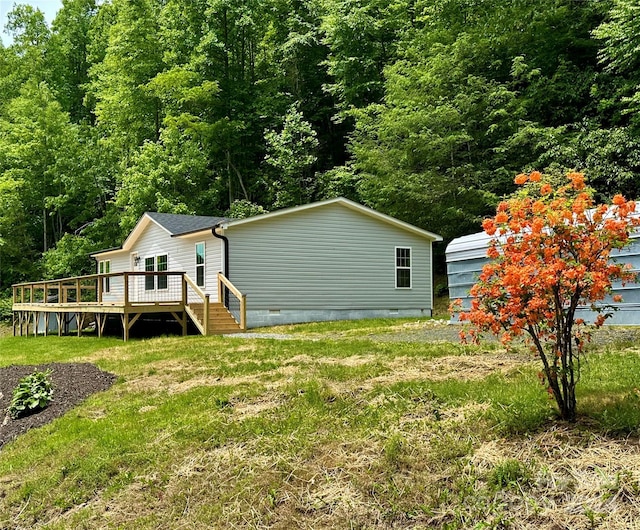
<box><xmin>446</xmin><ymin>229</ymin><xmax>640</xmax><ymax>325</ymax></box>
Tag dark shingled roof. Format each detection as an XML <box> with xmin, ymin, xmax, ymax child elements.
<box><xmin>146</xmin><ymin>212</ymin><xmax>229</xmax><ymax>236</ymax></box>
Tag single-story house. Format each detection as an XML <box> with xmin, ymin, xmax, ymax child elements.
<box><xmin>91</xmin><ymin>197</ymin><xmax>443</xmax><ymax>330</ymax></box>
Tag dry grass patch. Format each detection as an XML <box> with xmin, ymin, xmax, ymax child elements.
<box><xmin>467</xmin><ymin>426</ymin><xmax>640</xmax><ymax>529</ymax></box>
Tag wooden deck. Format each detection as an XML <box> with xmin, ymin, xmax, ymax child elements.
<box><xmin>12</xmin><ymin>272</ymin><xmax>246</xmax><ymax>340</ymax></box>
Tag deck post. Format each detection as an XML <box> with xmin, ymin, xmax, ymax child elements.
<box><xmin>182</xmin><ymin>275</ymin><xmax>188</xmax><ymax>307</ymax></box>
<box><xmin>240</xmin><ymin>294</ymin><xmax>247</xmax><ymax>330</ymax></box>
<box><xmin>203</xmin><ymin>294</ymin><xmax>210</xmax><ymax>335</ymax></box>
<box><xmin>124</xmin><ymin>273</ymin><xmax>130</xmax><ymax>307</ymax></box>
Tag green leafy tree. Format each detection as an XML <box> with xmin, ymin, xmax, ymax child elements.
<box><xmin>226</xmin><ymin>199</ymin><xmax>267</xmax><ymax>219</ymax></box>
<box><xmin>115</xmin><ymin>124</ymin><xmax>211</xmax><ymax>233</ymax></box>
<box><xmin>0</xmin><ymin>81</ymin><xmax>79</xmax><ymax>252</ymax></box>
<box><xmin>41</xmin><ymin>233</ymin><xmax>96</xmax><ymax>279</ymax></box>
<box><xmin>0</xmin><ymin>174</ymin><xmax>34</xmax><ymax>287</ymax></box>
<box><xmin>88</xmin><ymin>0</ymin><xmax>164</xmax><ymax>152</ymax></box>
<box><xmin>47</xmin><ymin>0</ymin><xmax>98</xmax><ymax>122</ymax></box>
<box><xmin>320</xmin><ymin>0</ymin><xmax>409</xmax><ymax>110</ymax></box>
<box><xmin>594</xmin><ymin>0</ymin><xmax>640</xmax><ymax>128</ymax></box>
<box><xmin>264</xmin><ymin>104</ymin><xmax>319</xmax><ymax>207</ymax></box>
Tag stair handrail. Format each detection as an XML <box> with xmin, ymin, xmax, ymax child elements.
<box><xmin>217</xmin><ymin>272</ymin><xmax>246</xmax><ymax>330</ymax></box>
<box><xmin>183</xmin><ymin>273</ymin><xmax>209</xmax><ymax>335</ymax></box>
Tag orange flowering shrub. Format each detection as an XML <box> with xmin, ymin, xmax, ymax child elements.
<box><xmin>453</xmin><ymin>172</ymin><xmax>639</xmax><ymax>421</ymax></box>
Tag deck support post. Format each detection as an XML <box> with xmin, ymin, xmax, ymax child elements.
<box><xmin>171</xmin><ymin>311</ymin><xmax>187</xmax><ymax>336</ymax></box>
<box><xmin>77</xmin><ymin>313</ymin><xmax>86</xmax><ymax>337</ymax></box>
<box><xmin>121</xmin><ymin>312</ymin><xmax>141</xmax><ymax>341</ymax></box>
<box><xmin>96</xmin><ymin>313</ymin><xmax>106</xmax><ymax>338</ymax></box>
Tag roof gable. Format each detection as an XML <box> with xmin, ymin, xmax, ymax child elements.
<box><xmin>92</xmin><ymin>212</ymin><xmax>228</xmax><ymax>258</ymax></box>
<box><xmin>146</xmin><ymin>212</ymin><xmax>228</xmax><ymax>236</ymax></box>
<box><xmin>220</xmin><ymin>197</ymin><xmax>443</xmax><ymax>242</ymax></box>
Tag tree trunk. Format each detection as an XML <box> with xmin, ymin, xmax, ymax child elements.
<box><xmin>42</xmin><ymin>208</ymin><xmax>48</xmax><ymax>253</ymax></box>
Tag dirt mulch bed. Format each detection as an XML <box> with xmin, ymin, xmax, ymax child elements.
<box><xmin>0</xmin><ymin>363</ymin><xmax>116</xmax><ymax>450</ymax></box>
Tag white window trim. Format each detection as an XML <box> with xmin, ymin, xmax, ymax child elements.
<box><xmin>395</xmin><ymin>246</ymin><xmax>412</xmax><ymax>289</ymax></box>
<box><xmin>144</xmin><ymin>253</ymin><xmax>169</xmax><ymax>291</ymax></box>
<box><xmin>195</xmin><ymin>242</ymin><xmax>206</xmax><ymax>288</ymax></box>
<box><xmin>157</xmin><ymin>253</ymin><xmax>169</xmax><ymax>290</ymax></box>
<box><xmin>99</xmin><ymin>259</ymin><xmax>111</xmax><ymax>293</ymax></box>
<box><xmin>144</xmin><ymin>256</ymin><xmax>156</xmax><ymax>291</ymax></box>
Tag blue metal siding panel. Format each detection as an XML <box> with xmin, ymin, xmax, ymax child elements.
<box><xmin>447</xmin><ymin>232</ymin><xmax>640</xmax><ymax>324</ymax></box>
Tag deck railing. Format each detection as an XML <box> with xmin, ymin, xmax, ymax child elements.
<box><xmin>13</xmin><ymin>271</ymin><xmax>190</xmax><ymax>307</ymax></box>
<box><xmin>218</xmin><ymin>272</ymin><xmax>247</xmax><ymax>330</ymax></box>
<box><xmin>13</xmin><ymin>271</ymin><xmax>247</xmax><ymax>333</ymax></box>
<box><xmin>183</xmin><ymin>274</ymin><xmax>210</xmax><ymax>335</ymax></box>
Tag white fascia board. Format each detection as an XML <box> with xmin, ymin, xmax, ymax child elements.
<box><xmin>174</xmin><ymin>228</ymin><xmax>215</xmax><ymax>240</ymax></box>
<box><xmin>91</xmin><ymin>213</ymin><xmax>172</xmax><ymax>258</ymax></box>
<box><xmin>91</xmin><ymin>247</ymin><xmax>127</xmax><ymax>259</ymax></box>
<box><xmin>124</xmin><ymin>214</ymin><xmax>173</xmax><ymax>249</ymax></box>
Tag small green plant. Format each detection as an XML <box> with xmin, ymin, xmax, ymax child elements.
<box><xmin>488</xmin><ymin>459</ymin><xmax>532</xmax><ymax>490</ymax></box>
<box><xmin>8</xmin><ymin>370</ymin><xmax>54</xmax><ymax>419</ymax></box>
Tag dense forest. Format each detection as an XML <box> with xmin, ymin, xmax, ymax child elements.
<box><xmin>1</xmin><ymin>0</ymin><xmax>640</xmax><ymax>291</ymax></box>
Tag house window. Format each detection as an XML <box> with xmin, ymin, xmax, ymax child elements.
<box><xmin>157</xmin><ymin>254</ymin><xmax>168</xmax><ymax>290</ymax></box>
<box><xmin>99</xmin><ymin>260</ymin><xmax>110</xmax><ymax>293</ymax></box>
<box><xmin>145</xmin><ymin>255</ymin><xmax>169</xmax><ymax>290</ymax></box>
<box><xmin>195</xmin><ymin>242</ymin><xmax>205</xmax><ymax>287</ymax></box>
<box><xmin>395</xmin><ymin>247</ymin><xmax>411</xmax><ymax>288</ymax></box>
<box><xmin>145</xmin><ymin>257</ymin><xmax>155</xmax><ymax>291</ymax></box>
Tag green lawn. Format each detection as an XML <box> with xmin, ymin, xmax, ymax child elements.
<box><xmin>1</xmin><ymin>319</ymin><xmax>639</xmax><ymax>529</ymax></box>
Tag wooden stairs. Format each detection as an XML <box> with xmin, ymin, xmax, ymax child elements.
<box><xmin>187</xmin><ymin>302</ymin><xmax>242</xmax><ymax>335</ymax></box>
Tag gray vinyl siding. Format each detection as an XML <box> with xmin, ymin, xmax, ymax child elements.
<box><xmin>226</xmin><ymin>203</ymin><xmax>433</xmax><ymax>312</ymax></box>
<box><xmin>97</xmin><ymin>222</ymin><xmax>222</xmax><ymax>303</ymax></box>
